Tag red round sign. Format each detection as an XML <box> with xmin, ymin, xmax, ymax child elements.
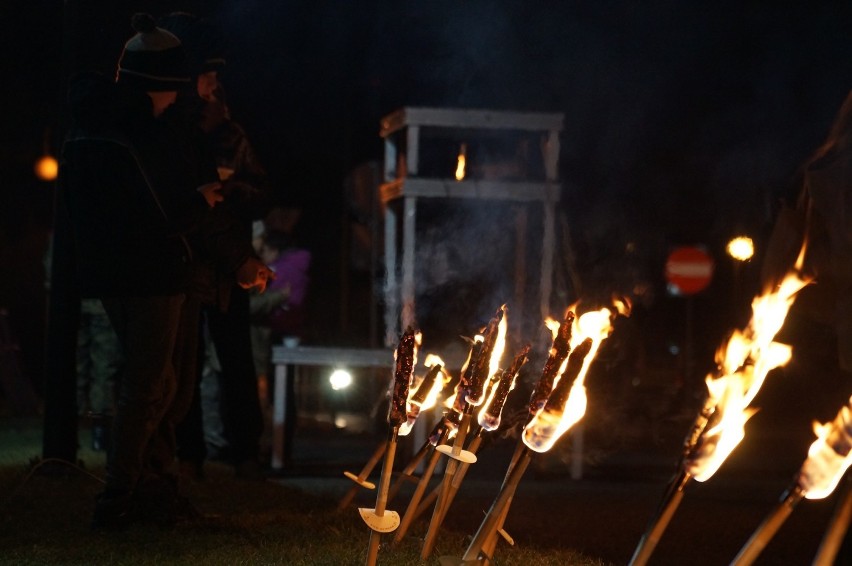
<box><xmin>665</xmin><ymin>246</ymin><xmax>714</xmax><ymax>295</ymax></box>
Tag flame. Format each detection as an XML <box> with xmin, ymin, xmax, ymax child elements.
<box><xmin>686</xmin><ymin>269</ymin><xmax>812</xmax><ymax>481</ymax></box>
<box><xmin>488</xmin><ymin>306</ymin><xmax>509</xmax><ymax>382</ymax></box>
<box><xmin>399</xmin><ymin>352</ymin><xmax>447</xmax><ymax>436</ymax></box>
<box><xmin>444</xmin><ymin>391</ymin><xmax>457</xmax><ymax>410</ymax></box>
<box><xmin>544</xmin><ymin>316</ymin><xmax>560</xmax><ymax>336</ymax></box>
<box><xmin>523</xmin><ymin>308</ymin><xmax>615</xmax><ymax>452</ymax></box>
<box><xmin>424</xmin><ymin>353</ymin><xmax>444</xmax><ymax>368</ymax></box>
<box><xmin>415</xmin><ymin>357</ymin><xmax>447</xmax><ymax>413</ymax></box>
<box><xmin>477</xmin><ymin>375</ymin><xmax>504</xmax><ymax>429</ymax></box>
<box><xmin>455</xmin><ymin>143</ymin><xmax>467</xmax><ymax>181</ymax></box>
<box><xmin>798</xmin><ymin>396</ymin><xmax>852</xmax><ymax>500</ymax></box>
<box><xmin>612</xmin><ymin>295</ymin><xmax>632</xmax><ymax>317</ymax></box>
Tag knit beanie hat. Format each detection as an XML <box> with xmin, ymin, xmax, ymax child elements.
<box><xmin>116</xmin><ymin>13</ymin><xmax>190</xmax><ymax>92</ymax></box>
<box><xmin>158</xmin><ymin>12</ymin><xmax>227</xmax><ymax>77</ymax></box>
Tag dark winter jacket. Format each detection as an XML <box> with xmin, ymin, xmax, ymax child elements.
<box><xmin>60</xmin><ymin>73</ymin><xmax>250</xmax><ymax>298</ymax></box>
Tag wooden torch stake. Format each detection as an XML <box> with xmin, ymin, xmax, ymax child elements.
<box><xmin>338</xmin><ymin>440</ymin><xmax>388</xmax><ymax>511</ymax></box>
<box><xmin>463</xmin><ymin>421</ymin><xmax>533</xmax><ymax>559</ymax></box>
<box><xmin>365</xmin><ymin>429</ymin><xmax>399</xmax><ymax>566</ymax></box>
<box><xmin>813</xmin><ymin>473</ymin><xmax>852</xmax><ymax>566</ymax></box>
<box><xmin>629</xmin><ymin>469</ymin><xmax>691</xmax><ymax>566</ymax></box>
<box><xmin>393</xmin><ymin>437</ymin><xmax>447</xmax><ymax>543</ymax></box>
<box><xmin>387</xmin><ymin>427</ymin><xmax>443</xmax><ymax>505</ymax></box>
<box><xmin>730</xmin><ymin>485</ymin><xmax>805</xmax><ymax>566</ymax></box>
<box><xmin>421</xmin><ymin>410</ymin><xmax>474</xmax><ymax>559</ymax></box>
<box><xmin>419</xmin><ymin>432</ymin><xmax>484</xmax><ymax>546</ymax></box>
<box><xmin>480</xmin><ymin>491</ymin><xmax>513</xmax><ymax>561</ymax></box>
<box><xmin>460</xmin><ymin>446</ymin><xmax>533</xmax><ymax>563</ymax></box>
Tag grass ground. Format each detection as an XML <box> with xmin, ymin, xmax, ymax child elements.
<box><xmin>0</xmin><ymin>417</ymin><xmax>607</xmax><ymax>566</ymax></box>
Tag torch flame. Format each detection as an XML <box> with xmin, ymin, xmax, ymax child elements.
<box><xmin>415</xmin><ymin>356</ymin><xmax>447</xmax><ymax>413</ymax></box>
<box><xmin>544</xmin><ymin>316</ymin><xmax>561</xmax><ymax>336</ymax></box>
<box><xmin>488</xmin><ymin>306</ymin><xmax>509</xmax><ymax>383</ymax></box>
<box><xmin>686</xmin><ymin>268</ymin><xmax>812</xmax><ymax>482</ymax></box>
<box><xmin>399</xmin><ymin>352</ymin><xmax>448</xmax><ymax>436</ymax></box>
<box><xmin>523</xmin><ymin>308</ymin><xmax>615</xmax><ymax>453</ymax></box>
<box><xmin>798</xmin><ymin>396</ymin><xmax>852</xmax><ymax>500</ymax></box>
<box><xmin>455</xmin><ymin>143</ymin><xmax>467</xmax><ymax>181</ymax></box>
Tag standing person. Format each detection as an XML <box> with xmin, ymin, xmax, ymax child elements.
<box><xmin>61</xmin><ymin>13</ymin><xmax>271</xmax><ymax>530</ymax></box>
<box><xmin>762</xmin><ymin>89</ymin><xmax>852</xmax><ymax>377</ymax></box>
<box><xmin>252</xmin><ymin>228</ymin><xmax>312</xmax><ymax>467</ymax></box>
<box><xmin>159</xmin><ymin>12</ymin><xmax>274</xmax><ymax>479</ymax></box>
<box><xmin>76</xmin><ymin>298</ymin><xmax>123</xmax><ymax>451</ymax></box>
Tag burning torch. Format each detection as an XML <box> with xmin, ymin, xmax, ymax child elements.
<box><xmin>410</xmin><ymin>343</ymin><xmax>528</xmax><ymax>549</ymax></box>
<box><xmin>361</xmin><ymin>327</ymin><xmax>416</xmax><ymax>566</ymax></box>
<box><xmin>387</xmin><ymin>358</ymin><xmax>452</xmax><ymax>505</ymax></box>
<box><xmin>629</xmin><ymin>267</ymin><xmax>811</xmax><ymax>566</ymax></box>
<box><xmin>731</xmin><ymin>395</ymin><xmax>852</xmax><ymax>566</ymax></box>
<box><xmin>421</xmin><ymin>306</ymin><xmax>506</xmax><ymax>559</ymax></box>
<box><xmin>450</xmin><ymin>307</ymin><xmax>615</xmax><ymax>565</ymax></box>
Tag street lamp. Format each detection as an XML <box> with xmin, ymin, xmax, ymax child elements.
<box><xmin>726</xmin><ymin>236</ymin><xmax>754</xmax><ymax>262</ymax></box>
<box><xmin>726</xmin><ymin>236</ymin><xmax>754</xmax><ymax>309</ymax></box>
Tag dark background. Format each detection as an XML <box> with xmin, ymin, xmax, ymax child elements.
<box><xmin>3</xmin><ymin>1</ymin><xmax>852</xmax><ymax>399</ymax></box>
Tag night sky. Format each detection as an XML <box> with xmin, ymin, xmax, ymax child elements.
<box><xmin>3</xmin><ymin>1</ymin><xmax>852</xmax><ymax>383</ymax></box>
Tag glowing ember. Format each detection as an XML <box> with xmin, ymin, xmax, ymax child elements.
<box><xmin>465</xmin><ymin>307</ymin><xmax>506</xmax><ymax>406</ymax></box>
<box><xmin>452</xmin><ymin>335</ymin><xmax>485</xmax><ymax>415</ymax></box>
<box><xmin>528</xmin><ymin>310</ymin><xmax>575</xmax><ymax>416</ymax></box>
<box><xmin>455</xmin><ymin>143</ymin><xmax>467</xmax><ymax>181</ymax></box>
<box><xmin>685</xmin><ymin>269</ymin><xmax>811</xmax><ymax>482</ymax></box>
<box><xmin>523</xmin><ymin>308</ymin><xmax>615</xmax><ymax>453</ymax></box>
<box><xmin>798</xmin><ymin>396</ymin><xmax>852</xmax><ymax>500</ymax></box>
<box><xmin>388</xmin><ymin>327</ymin><xmax>417</xmax><ymax>429</ymax></box>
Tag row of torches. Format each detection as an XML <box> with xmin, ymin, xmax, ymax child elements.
<box><xmin>350</xmin><ymin>300</ymin><xmax>624</xmax><ymax>565</ymax></box>
<box><xmin>346</xmin><ymin>243</ymin><xmax>852</xmax><ymax>565</ymax></box>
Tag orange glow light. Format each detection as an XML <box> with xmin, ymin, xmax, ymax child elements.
<box><xmin>35</xmin><ymin>155</ymin><xmax>58</xmax><ymax>181</ymax></box>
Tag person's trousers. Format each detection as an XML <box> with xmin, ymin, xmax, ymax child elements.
<box><xmin>102</xmin><ymin>293</ymin><xmax>199</xmax><ymax>493</ymax></box>
<box><xmin>209</xmin><ymin>288</ymin><xmax>263</xmax><ymax>464</ymax></box>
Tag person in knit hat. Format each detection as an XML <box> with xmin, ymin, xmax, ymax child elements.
<box><xmin>61</xmin><ymin>12</ymin><xmax>273</xmax><ymax>530</ymax></box>
<box><xmin>116</xmin><ymin>13</ymin><xmax>191</xmax><ymax>93</ymax></box>
<box><xmin>159</xmin><ymin>12</ymin><xmax>275</xmax><ymax>480</ymax></box>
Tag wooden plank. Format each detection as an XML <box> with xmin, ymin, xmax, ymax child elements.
<box><xmin>380</xmin><ymin>107</ymin><xmax>564</xmax><ymax>137</ymax></box>
<box><xmin>271</xmin><ymin>345</ymin><xmax>395</xmax><ymax>367</ymax></box>
<box><xmin>379</xmin><ymin>178</ymin><xmax>560</xmax><ymax>204</ymax></box>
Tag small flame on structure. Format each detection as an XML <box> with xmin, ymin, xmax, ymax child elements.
<box><xmin>797</xmin><ymin>396</ymin><xmax>852</xmax><ymax>500</ymax></box>
<box><xmin>455</xmin><ymin>143</ymin><xmax>467</xmax><ymax>181</ymax></box>
<box><xmin>686</xmin><ymin>267</ymin><xmax>812</xmax><ymax>482</ymax></box>
<box><xmin>523</xmin><ymin>308</ymin><xmax>614</xmax><ymax>453</ymax></box>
